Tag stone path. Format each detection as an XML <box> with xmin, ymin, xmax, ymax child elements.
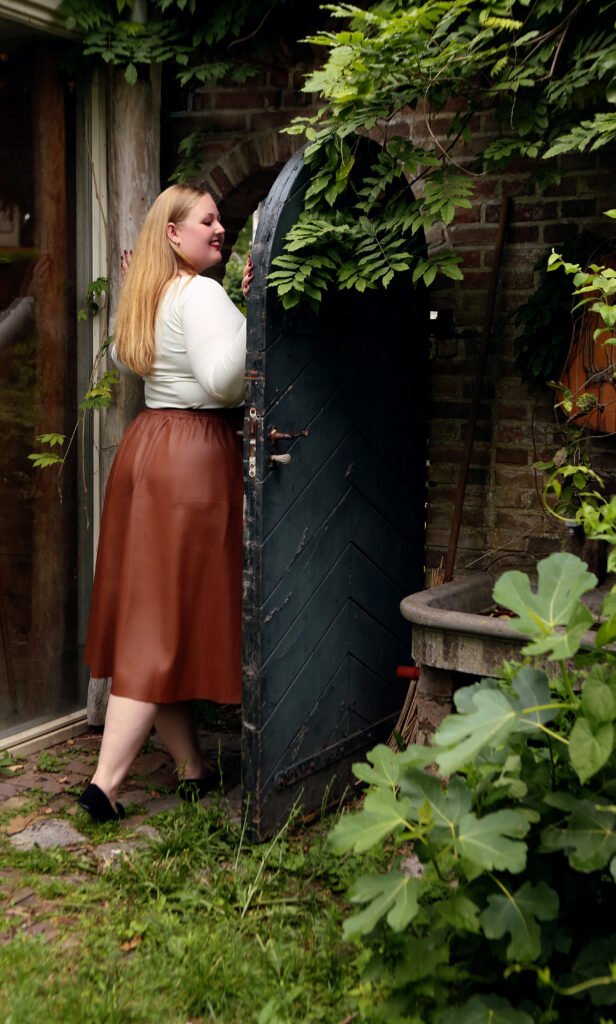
<box><xmin>0</xmin><ymin>728</ymin><xmax>242</xmax><ymax>944</ymax></box>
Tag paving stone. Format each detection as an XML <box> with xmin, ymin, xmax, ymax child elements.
<box><xmin>0</xmin><ymin>795</ymin><xmax>29</xmax><ymax>812</ymax></box>
<box><xmin>0</xmin><ymin>780</ymin><xmax>29</xmax><ymax>798</ymax></box>
<box><xmin>131</xmin><ymin>750</ymin><xmax>171</xmax><ymax>775</ymax></box>
<box><xmin>8</xmin><ymin>818</ymin><xmax>87</xmax><ymax>850</ymax></box>
<box><xmin>92</xmin><ymin>824</ymin><xmax>160</xmax><ymax>868</ymax></box>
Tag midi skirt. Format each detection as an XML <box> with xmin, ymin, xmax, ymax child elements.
<box><xmin>85</xmin><ymin>407</ymin><xmax>243</xmax><ymax>704</ymax></box>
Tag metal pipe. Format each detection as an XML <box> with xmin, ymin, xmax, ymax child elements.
<box><xmin>444</xmin><ymin>195</ymin><xmax>511</xmax><ymax>582</ymax></box>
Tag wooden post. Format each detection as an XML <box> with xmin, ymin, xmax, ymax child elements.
<box><xmin>29</xmin><ymin>51</ymin><xmax>72</xmax><ymax>715</ymax></box>
<box><xmin>87</xmin><ymin>64</ymin><xmax>161</xmax><ymax>724</ymax></box>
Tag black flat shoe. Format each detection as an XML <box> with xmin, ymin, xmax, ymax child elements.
<box><xmin>78</xmin><ymin>783</ymin><xmax>125</xmax><ymax>822</ymax></box>
<box><xmin>177</xmin><ymin>770</ymin><xmax>220</xmax><ymax>801</ymax></box>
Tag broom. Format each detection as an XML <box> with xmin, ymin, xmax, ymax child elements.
<box><xmin>387</xmin><ymin>559</ymin><xmax>446</xmax><ymax>752</ymax></box>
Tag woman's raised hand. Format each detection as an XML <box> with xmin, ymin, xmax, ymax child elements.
<box><xmin>121</xmin><ymin>249</ymin><xmax>133</xmax><ymax>275</ymax></box>
<box><xmin>241</xmin><ymin>256</ymin><xmax>254</xmax><ymax>298</ymax></box>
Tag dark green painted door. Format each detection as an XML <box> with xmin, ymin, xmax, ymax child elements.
<box><xmin>242</xmin><ymin>145</ymin><xmax>427</xmax><ymax>839</ymax></box>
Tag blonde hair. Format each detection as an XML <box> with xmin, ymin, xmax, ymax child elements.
<box><xmin>114</xmin><ymin>184</ymin><xmax>209</xmax><ymax>376</ymax></box>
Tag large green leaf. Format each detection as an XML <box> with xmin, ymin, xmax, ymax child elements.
<box><xmin>435</xmin><ymin>891</ymin><xmax>481</xmax><ymax>934</ymax></box>
<box><xmin>399</xmin><ymin>769</ymin><xmax>472</xmax><ymax>830</ymax></box>
<box><xmin>569</xmin><ymin>717</ymin><xmax>614</xmax><ymax>783</ymax></box>
<box><xmin>343</xmin><ymin>868</ymin><xmax>421</xmax><ymax>938</ymax></box>
<box><xmin>492</xmin><ymin>553</ymin><xmax>597</xmax><ymax>660</ymax></box>
<box><xmin>434</xmin><ymin>671</ymin><xmax>557</xmax><ymax>774</ymax></box>
<box><xmin>351</xmin><ymin>743</ymin><xmax>402</xmax><ymax>789</ymax></box>
<box><xmin>436</xmin><ymin>994</ymin><xmax>533</xmax><ymax>1024</ymax></box>
<box><xmin>581</xmin><ymin>666</ymin><xmax>616</xmax><ymax>726</ymax></box>
<box><xmin>435</xmin><ymin>689</ymin><xmax>521</xmax><ymax>774</ymax></box>
<box><xmin>327</xmin><ymin>790</ymin><xmax>413</xmax><ymax>854</ymax></box>
<box><xmin>479</xmin><ymin>881</ymin><xmax>559</xmax><ymax>961</ymax></box>
<box><xmin>542</xmin><ymin>793</ymin><xmax>616</xmax><ymax>871</ymax></box>
<box><xmin>454</xmin><ymin>809</ymin><xmax>530</xmax><ymax>875</ymax></box>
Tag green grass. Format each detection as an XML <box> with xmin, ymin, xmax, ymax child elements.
<box><xmin>0</xmin><ymin>799</ymin><xmax>378</xmax><ymax>1024</ymax></box>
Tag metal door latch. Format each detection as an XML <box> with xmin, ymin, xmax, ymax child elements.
<box><xmin>248</xmin><ymin>406</ymin><xmax>258</xmax><ymax>479</ymax></box>
<box><xmin>268</xmin><ymin>424</ymin><xmax>309</xmax><ymax>469</ymax></box>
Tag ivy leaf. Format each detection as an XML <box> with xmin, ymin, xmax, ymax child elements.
<box><xmin>480</xmin><ymin>881</ymin><xmax>559</xmax><ymax>961</ymax></box>
<box><xmin>492</xmin><ymin>553</ymin><xmax>597</xmax><ymax>659</ymax></box>
<box><xmin>569</xmin><ymin>717</ymin><xmax>614</xmax><ymax>783</ymax></box>
<box><xmin>125</xmin><ymin>61</ymin><xmax>138</xmax><ymax>85</ymax></box>
<box><xmin>542</xmin><ymin>793</ymin><xmax>616</xmax><ymax>871</ymax></box>
<box><xmin>436</xmin><ymin>994</ymin><xmax>533</xmax><ymax>1024</ymax></box>
<box><xmin>454</xmin><ymin>809</ymin><xmax>530</xmax><ymax>875</ymax></box>
<box><xmin>343</xmin><ymin>869</ymin><xmax>420</xmax><ymax>938</ymax></box>
<box><xmin>327</xmin><ymin>790</ymin><xmax>413</xmax><ymax>854</ymax></box>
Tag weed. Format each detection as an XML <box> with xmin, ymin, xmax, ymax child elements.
<box><xmin>0</xmin><ymin>800</ymin><xmax>382</xmax><ymax>1023</ymax></box>
<box><xmin>36</xmin><ymin>751</ymin><xmax>65</xmax><ymax>774</ymax></box>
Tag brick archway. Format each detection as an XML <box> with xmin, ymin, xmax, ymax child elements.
<box><xmin>199</xmin><ymin>131</ymin><xmax>305</xmax><ymax>253</ymax></box>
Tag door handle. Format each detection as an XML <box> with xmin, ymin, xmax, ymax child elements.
<box><xmin>268</xmin><ymin>424</ymin><xmax>308</xmax><ymax>469</ymax></box>
<box><xmin>268</xmin><ymin>427</ymin><xmax>309</xmax><ymax>442</ymax></box>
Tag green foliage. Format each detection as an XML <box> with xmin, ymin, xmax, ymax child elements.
<box><xmin>59</xmin><ymin>0</ymin><xmax>303</xmax><ymax>87</ymax></box>
<box><xmin>269</xmin><ymin>0</ymin><xmax>616</xmax><ymax>306</ymax></box>
<box><xmin>512</xmin><ymin>233</ymin><xmax>612</xmax><ymax>387</ymax></box>
<box><xmin>28</xmin><ymin>279</ymin><xmax>118</xmax><ymax>471</ymax></box>
<box><xmin>328</xmin><ymin>551</ymin><xmax>616</xmax><ymax>1022</ymax></box>
<box><xmin>525</xmin><ymin>234</ymin><xmax>616</xmax><ymax>527</ymax></box>
<box><xmin>0</xmin><ymin>800</ymin><xmax>386</xmax><ymax>1023</ymax></box>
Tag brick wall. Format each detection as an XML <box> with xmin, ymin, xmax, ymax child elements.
<box><xmin>165</xmin><ymin>81</ymin><xmax>616</xmax><ymax>580</ymax></box>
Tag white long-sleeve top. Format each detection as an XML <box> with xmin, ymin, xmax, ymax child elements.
<box><xmin>113</xmin><ymin>275</ymin><xmax>246</xmax><ymax>408</ymax></box>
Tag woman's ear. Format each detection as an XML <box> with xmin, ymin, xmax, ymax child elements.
<box><xmin>167</xmin><ymin>222</ymin><xmax>180</xmax><ymax>246</ymax></box>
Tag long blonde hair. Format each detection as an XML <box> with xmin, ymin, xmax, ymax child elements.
<box><xmin>114</xmin><ymin>184</ymin><xmax>208</xmax><ymax>376</ymax></box>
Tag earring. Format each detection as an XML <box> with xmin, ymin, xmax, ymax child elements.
<box><xmin>171</xmin><ymin>238</ymin><xmax>180</xmax><ymax>246</ymax></box>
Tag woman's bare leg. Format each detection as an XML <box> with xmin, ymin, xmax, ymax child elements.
<box><xmin>91</xmin><ymin>694</ymin><xmax>158</xmax><ymax>807</ymax></box>
<box><xmin>154</xmin><ymin>703</ymin><xmax>205</xmax><ymax>780</ymax></box>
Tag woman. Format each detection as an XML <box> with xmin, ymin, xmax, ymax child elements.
<box><xmin>78</xmin><ymin>185</ymin><xmax>253</xmax><ymax>823</ymax></box>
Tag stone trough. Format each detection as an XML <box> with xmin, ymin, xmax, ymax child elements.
<box><xmin>399</xmin><ymin>572</ymin><xmax>607</xmax><ymax>744</ymax></box>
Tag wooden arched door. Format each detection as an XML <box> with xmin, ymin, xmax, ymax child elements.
<box><xmin>242</xmin><ymin>145</ymin><xmax>428</xmax><ymax>839</ymax></box>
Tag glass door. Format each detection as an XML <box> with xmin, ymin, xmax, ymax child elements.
<box><xmin>0</xmin><ymin>22</ymin><xmax>81</xmax><ymax>740</ymax></box>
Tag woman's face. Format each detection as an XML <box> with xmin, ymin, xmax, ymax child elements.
<box><xmin>167</xmin><ymin>194</ymin><xmax>224</xmax><ymax>273</ymax></box>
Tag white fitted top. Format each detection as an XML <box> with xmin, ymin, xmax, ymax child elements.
<box><xmin>113</xmin><ymin>275</ymin><xmax>246</xmax><ymax>409</ymax></box>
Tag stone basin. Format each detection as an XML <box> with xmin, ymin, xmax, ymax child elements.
<box><xmin>399</xmin><ymin>572</ymin><xmax>608</xmax><ymax>742</ymax></box>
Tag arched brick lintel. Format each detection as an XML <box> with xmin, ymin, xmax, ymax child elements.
<box><xmin>198</xmin><ymin>130</ymin><xmax>305</xmax><ymax>243</ymax></box>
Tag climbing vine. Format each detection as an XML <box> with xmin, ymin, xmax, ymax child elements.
<box><xmin>268</xmin><ymin>0</ymin><xmax>616</xmax><ymax>305</ymax></box>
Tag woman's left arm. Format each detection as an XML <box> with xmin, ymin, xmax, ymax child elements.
<box><xmin>182</xmin><ymin>278</ymin><xmax>246</xmax><ymax>405</ymax></box>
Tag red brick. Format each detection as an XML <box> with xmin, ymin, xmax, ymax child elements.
<box><xmin>543</xmin><ymin>176</ymin><xmax>580</xmax><ymax>197</ymax></box>
<box><xmin>543</xmin><ymin>222</ymin><xmax>579</xmax><ymax>244</ymax></box>
<box><xmin>458</xmin><ymin>270</ymin><xmax>493</xmax><ymax>290</ymax></box>
<box><xmin>459</xmin><ymin>251</ymin><xmax>481</xmax><ymax>268</ymax></box>
<box><xmin>494</xmin><ymin>466</ymin><xmax>538</xmax><ymax>489</ymax></box>
<box><xmin>559</xmin><ymin>153</ymin><xmax>598</xmax><ymax>171</ymax></box>
<box><xmin>497</xmin><ymin>403</ymin><xmax>531</xmax><ymax>421</ymax></box>
<box><xmin>448</xmin><ymin>224</ymin><xmax>498</xmax><ymax>246</ymax></box>
<box><xmin>248</xmin><ymin>110</ymin><xmax>295</xmax><ymax>132</ymax></box>
<box><xmin>208</xmin><ymin>87</ymin><xmax>281</xmax><ymax>110</ymax></box>
<box><xmin>489</xmin><ymin>200</ymin><xmax>559</xmax><ymax>223</ymax></box>
<box><xmin>561</xmin><ymin>198</ymin><xmax>596</xmax><ymax>218</ymax></box>
<box><xmin>210</xmin><ymin>165</ymin><xmax>233</xmax><ymax>196</ymax></box>
<box><xmin>506</xmin><ymin>225</ymin><xmax>540</xmax><ymax>244</ymax></box>
<box><xmin>495</xmin><ymin>509</ymin><xmax>545</xmax><ymax>531</ymax></box>
<box><xmin>496</xmin><ymin>447</ymin><xmax>529</xmax><ymax>465</ymax></box>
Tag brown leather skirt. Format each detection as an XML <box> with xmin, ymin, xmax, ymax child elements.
<box><xmin>85</xmin><ymin>407</ymin><xmax>243</xmax><ymax>704</ymax></box>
